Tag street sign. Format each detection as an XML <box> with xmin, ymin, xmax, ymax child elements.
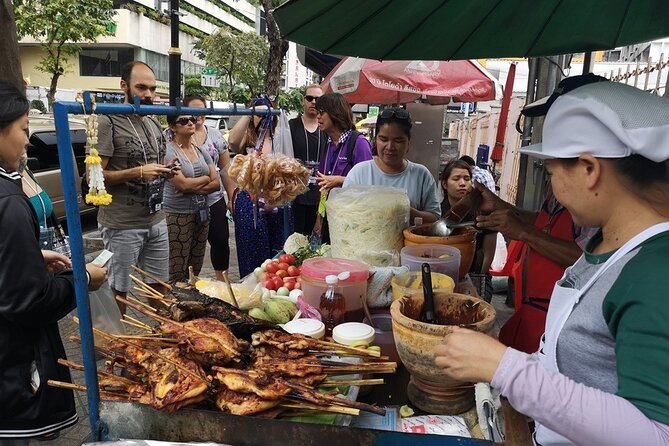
<box><xmin>201</xmin><ymin>74</ymin><xmax>221</xmax><ymax>88</ymax></box>
<box><xmin>201</xmin><ymin>67</ymin><xmax>221</xmax><ymax>76</ymax></box>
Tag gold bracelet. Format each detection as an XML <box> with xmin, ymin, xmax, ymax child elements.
<box><xmin>139</xmin><ymin>165</ymin><xmax>143</xmax><ymax>180</ymax></box>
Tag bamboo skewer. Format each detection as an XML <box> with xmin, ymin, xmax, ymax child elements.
<box><xmin>48</xmin><ymin>380</ymin><xmax>133</xmax><ymax>401</ymax></box>
<box><xmin>221</xmin><ymin>270</ymin><xmax>240</xmax><ymax>309</ymax></box>
<box><xmin>320</xmin><ymin>378</ymin><xmax>385</xmax><ymax>387</ymax></box>
<box><xmin>122</xmin><ymin>314</ymin><xmax>154</xmax><ymax>332</ymax></box>
<box><xmin>279</xmin><ymin>402</ymin><xmax>359</xmax><ymax>416</ymax></box>
<box><xmin>131</xmin><ymin>264</ymin><xmax>172</xmax><ymax>290</ymax></box>
<box><xmin>310</xmin><ymin>339</ymin><xmax>382</xmax><ymax>358</ymax></box>
<box><xmin>120</xmin><ymin>318</ymin><xmax>153</xmax><ymax>332</ymax></box>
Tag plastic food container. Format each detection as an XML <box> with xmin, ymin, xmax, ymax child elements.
<box><xmin>283</xmin><ymin>318</ymin><xmax>325</xmax><ymax>340</ymax></box>
<box><xmin>391</xmin><ymin>271</ymin><xmax>456</xmax><ymax>301</ymax></box>
<box><xmin>400</xmin><ymin>244</ymin><xmax>461</xmax><ymax>283</ymax></box>
<box><xmin>363</xmin><ymin>312</ymin><xmax>400</xmax><ymax>364</ymax></box>
<box><xmin>332</xmin><ymin>322</ymin><xmax>376</xmax><ymax>346</ymax></box>
<box><xmin>301</xmin><ymin>257</ymin><xmax>369</xmax><ymax>322</ymax></box>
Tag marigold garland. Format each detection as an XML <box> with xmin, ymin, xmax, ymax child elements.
<box><xmin>77</xmin><ymin>93</ymin><xmax>112</xmax><ymax>206</ymax></box>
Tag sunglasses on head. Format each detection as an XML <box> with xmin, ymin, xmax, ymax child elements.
<box><xmin>175</xmin><ymin>116</ymin><xmax>196</xmax><ymax>125</ymax></box>
<box><xmin>379</xmin><ymin>108</ymin><xmax>410</xmax><ymax>120</ymax></box>
<box><xmin>317</xmin><ymin>109</ymin><xmax>326</xmax><ymax>115</ymax></box>
<box><xmin>304</xmin><ymin>95</ymin><xmax>320</xmax><ymax>103</ymax></box>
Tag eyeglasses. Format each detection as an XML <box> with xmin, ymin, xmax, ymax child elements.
<box><xmin>317</xmin><ymin>109</ymin><xmax>326</xmax><ymax>115</ymax></box>
<box><xmin>304</xmin><ymin>95</ymin><xmax>320</xmax><ymax>103</ymax></box>
<box><xmin>175</xmin><ymin>116</ymin><xmax>196</xmax><ymax>126</ymax></box>
<box><xmin>379</xmin><ymin>108</ymin><xmax>410</xmax><ymax>120</ymax></box>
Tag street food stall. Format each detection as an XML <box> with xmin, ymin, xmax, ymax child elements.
<box><xmin>53</xmin><ymin>96</ymin><xmax>532</xmax><ymax>445</ymax></box>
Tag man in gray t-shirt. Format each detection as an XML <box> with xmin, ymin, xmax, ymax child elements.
<box><xmin>94</xmin><ymin>61</ymin><xmax>175</xmax><ymax>312</ymax></box>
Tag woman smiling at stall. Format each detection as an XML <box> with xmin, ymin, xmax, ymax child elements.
<box><xmin>344</xmin><ymin>107</ymin><xmax>441</xmax><ymax>223</ymax></box>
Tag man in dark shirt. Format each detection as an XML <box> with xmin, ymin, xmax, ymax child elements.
<box><xmin>288</xmin><ymin>84</ymin><xmax>328</xmax><ymax>235</ymax></box>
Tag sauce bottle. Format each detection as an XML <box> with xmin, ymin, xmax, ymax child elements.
<box><xmin>319</xmin><ymin>274</ymin><xmax>345</xmax><ymax>337</ymax></box>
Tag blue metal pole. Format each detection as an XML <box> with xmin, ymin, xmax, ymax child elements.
<box><xmin>53</xmin><ymin>102</ymin><xmax>101</xmax><ymax>440</ymax></box>
<box><xmin>51</xmin><ymin>98</ymin><xmax>281</xmax><ymax>441</ymax></box>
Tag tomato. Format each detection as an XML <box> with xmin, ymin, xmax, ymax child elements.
<box><xmin>293</xmin><ymin>282</ymin><xmax>301</xmax><ymax>290</ymax></box>
<box><xmin>263</xmin><ymin>280</ymin><xmax>275</xmax><ymax>291</ymax></box>
<box><xmin>276</xmin><ymin>270</ymin><xmax>288</xmax><ymax>279</ymax></box>
<box><xmin>285</xmin><ymin>280</ymin><xmax>296</xmax><ymax>291</ymax></box>
<box><xmin>277</xmin><ymin>262</ymin><xmax>290</xmax><ymax>271</ymax></box>
<box><xmin>280</xmin><ymin>253</ymin><xmax>296</xmax><ymax>265</ymax></box>
<box><xmin>287</xmin><ymin>265</ymin><xmax>300</xmax><ymax>277</ymax></box>
<box><xmin>266</xmin><ymin>262</ymin><xmax>279</xmax><ymax>274</ymax></box>
<box><xmin>272</xmin><ymin>277</ymin><xmax>284</xmax><ymax>290</ymax></box>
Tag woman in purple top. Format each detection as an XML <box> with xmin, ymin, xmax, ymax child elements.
<box><xmin>314</xmin><ymin>93</ymin><xmax>372</xmax><ymax>242</ymax></box>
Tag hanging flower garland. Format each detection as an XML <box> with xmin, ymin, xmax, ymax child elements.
<box><xmin>77</xmin><ymin>93</ymin><xmax>112</xmax><ymax>206</ymax></box>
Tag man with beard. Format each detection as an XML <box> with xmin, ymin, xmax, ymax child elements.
<box><xmin>289</xmin><ymin>85</ymin><xmax>327</xmax><ymax>235</ymax></box>
<box><xmin>95</xmin><ymin>61</ymin><xmax>175</xmax><ymax>312</ymax></box>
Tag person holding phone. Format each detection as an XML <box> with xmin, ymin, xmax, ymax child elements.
<box><xmin>163</xmin><ymin>112</ymin><xmax>219</xmax><ymax>283</ymax></box>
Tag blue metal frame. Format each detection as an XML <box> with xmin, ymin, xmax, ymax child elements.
<box><xmin>53</xmin><ymin>95</ymin><xmax>280</xmax><ymax>440</ymax></box>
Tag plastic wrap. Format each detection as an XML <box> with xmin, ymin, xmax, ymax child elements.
<box><xmin>327</xmin><ymin>186</ymin><xmax>410</xmax><ymax>267</ymax></box>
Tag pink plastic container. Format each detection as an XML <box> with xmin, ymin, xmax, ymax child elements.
<box><xmin>301</xmin><ymin>257</ymin><xmax>369</xmax><ymax>322</ymax></box>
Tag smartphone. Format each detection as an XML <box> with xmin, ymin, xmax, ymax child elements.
<box><xmin>91</xmin><ymin>249</ymin><xmax>113</xmax><ymax>267</ymax></box>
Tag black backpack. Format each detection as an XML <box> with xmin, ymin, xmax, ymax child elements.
<box><xmin>345</xmin><ymin>130</ymin><xmax>361</xmax><ymax>168</ymax></box>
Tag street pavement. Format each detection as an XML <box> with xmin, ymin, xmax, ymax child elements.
<box><xmin>31</xmin><ymin>223</ymin><xmax>512</xmax><ymax>445</ymax></box>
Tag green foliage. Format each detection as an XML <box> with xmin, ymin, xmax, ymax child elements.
<box><xmin>30</xmin><ymin>99</ymin><xmax>47</xmax><ymax>113</ymax></box>
<box><xmin>13</xmin><ymin>0</ymin><xmax>115</xmax><ymax>105</ymax></box>
<box><xmin>184</xmin><ymin>74</ymin><xmax>214</xmax><ymax>98</ymax></box>
<box><xmin>195</xmin><ymin>30</ymin><xmax>268</xmax><ymax>99</ymax></box>
<box><xmin>277</xmin><ymin>86</ymin><xmax>305</xmax><ymax>112</ymax></box>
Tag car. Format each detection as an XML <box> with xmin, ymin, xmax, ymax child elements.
<box><xmin>26</xmin><ymin>115</ymin><xmax>96</xmax><ymax>221</ymax></box>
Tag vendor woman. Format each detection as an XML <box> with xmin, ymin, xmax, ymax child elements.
<box><xmin>434</xmin><ymin>80</ymin><xmax>669</xmax><ymax>446</ymax></box>
<box><xmin>343</xmin><ymin>107</ymin><xmax>441</xmax><ymax>223</ymax></box>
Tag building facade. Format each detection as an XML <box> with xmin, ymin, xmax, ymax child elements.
<box><xmin>19</xmin><ymin>0</ymin><xmax>258</xmax><ymax>104</ymax></box>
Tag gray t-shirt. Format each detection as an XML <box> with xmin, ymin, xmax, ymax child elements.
<box><xmin>95</xmin><ymin>114</ymin><xmax>166</xmax><ymax>229</ymax></box>
<box><xmin>162</xmin><ymin>141</ymin><xmax>214</xmax><ymax>214</ymax></box>
<box><xmin>343</xmin><ymin>159</ymin><xmax>441</xmax><ymax>217</ymax></box>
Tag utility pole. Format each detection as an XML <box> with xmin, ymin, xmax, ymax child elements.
<box><xmin>168</xmin><ymin>0</ymin><xmax>181</xmax><ymax>106</ymax></box>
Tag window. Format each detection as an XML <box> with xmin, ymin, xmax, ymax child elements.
<box><xmin>80</xmin><ymin>48</ymin><xmax>135</xmax><ymax>77</ymax></box>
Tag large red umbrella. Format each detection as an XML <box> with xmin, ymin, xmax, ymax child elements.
<box><xmin>321</xmin><ymin>57</ymin><xmax>502</xmax><ymax>105</ymax></box>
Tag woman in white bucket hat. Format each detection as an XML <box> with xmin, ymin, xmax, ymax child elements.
<box><xmin>434</xmin><ymin>77</ymin><xmax>669</xmax><ymax>446</ymax></box>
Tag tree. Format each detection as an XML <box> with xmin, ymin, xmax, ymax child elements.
<box><xmin>13</xmin><ymin>0</ymin><xmax>115</xmax><ymax>107</ymax></box>
<box><xmin>257</xmin><ymin>0</ymin><xmax>289</xmax><ymax>99</ymax></box>
<box><xmin>0</xmin><ymin>0</ymin><xmax>24</xmax><ymax>91</ymax></box>
<box><xmin>184</xmin><ymin>74</ymin><xmax>216</xmax><ymax>98</ymax></box>
<box><xmin>277</xmin><ymin>86</ymin><xmax>305</xmax><ymax>112</ymax></box>
<box><xmin>195</xmin><ymin>30</ymin><xmax>268</xmax><ymax>101</ymax></box>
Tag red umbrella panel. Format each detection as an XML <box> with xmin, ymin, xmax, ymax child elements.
<box><xmin>321</xmin><ymin>58</ymin><xmax>502</xmax><ymax>105</ymax></box>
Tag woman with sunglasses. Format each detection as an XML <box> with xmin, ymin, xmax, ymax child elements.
<box><xmin>315</xmin><ymin>93</ymin><xmax>373</xmax><ymax>242</ymax></box>
<box><xmin>343</xmin><ymin>107</ymin><xmax>441</xmax><ymax>223</ymax></box>
<box><xmin>434</xmin><ymin>81</ymin><xmax>669</xmax><ymax>446</ymax></box>
<box><xmin>163</xmin><ymin>113</ymin><xmax>219</xmax><ymax>282</ymax></box>
<box><xmin>182</xmin><ymin>94</ymin><xmax>235</xmax><ymax>281</ymax></box>
<box><xmin>228</xmin><ymin>97</ymin><xmax>286</xmax><ymax>278</ymax></box>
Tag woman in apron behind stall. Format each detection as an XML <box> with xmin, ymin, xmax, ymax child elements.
<box><xmin>434</xmin><ymin>77</ymin><xmax>669</xmax><ymax>446</ymax></box>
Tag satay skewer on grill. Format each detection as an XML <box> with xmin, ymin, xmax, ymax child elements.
<box><xmin>131</xmin><ymin>264</ymin><xmax>172</xmax><ymax>291</ymax></box>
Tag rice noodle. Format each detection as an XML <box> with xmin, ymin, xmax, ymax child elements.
<box><xmin>327</xmin><ymin>186</ymin><xmax>410</xmax><ymax>267</ymax></box>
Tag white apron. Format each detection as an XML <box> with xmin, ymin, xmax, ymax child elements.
<box><xmin>535</xmin><ymin>223</ymin><xmax>669</xmax><ymax>446</ymax></box>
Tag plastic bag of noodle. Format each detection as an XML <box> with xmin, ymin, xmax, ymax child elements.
<box><xmin>327</xmin><ymin>186</ymin><xmax>410</xmax><ymax>267</ymax></box>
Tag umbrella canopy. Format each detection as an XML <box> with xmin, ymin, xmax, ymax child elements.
<box><xmin>275</xmin><ymin>0</ymin><xmax>669</xmax><ymax>60</ymax></box>
<box><xmin>321</xmin><ymin>58</ymin><xmax>502</xmax><ymax>104</ymax></box>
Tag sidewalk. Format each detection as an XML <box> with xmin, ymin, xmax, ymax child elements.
<box><xmin>34</xmin><ymin>222</ymin><xmax>512</xmax><ymax>445</ymax></box>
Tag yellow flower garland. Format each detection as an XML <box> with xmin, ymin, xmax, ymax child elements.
<box><xmin>77</xmin><ymin>92</ymin><xmax>112</xmax><ymax>206</ymax></box>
